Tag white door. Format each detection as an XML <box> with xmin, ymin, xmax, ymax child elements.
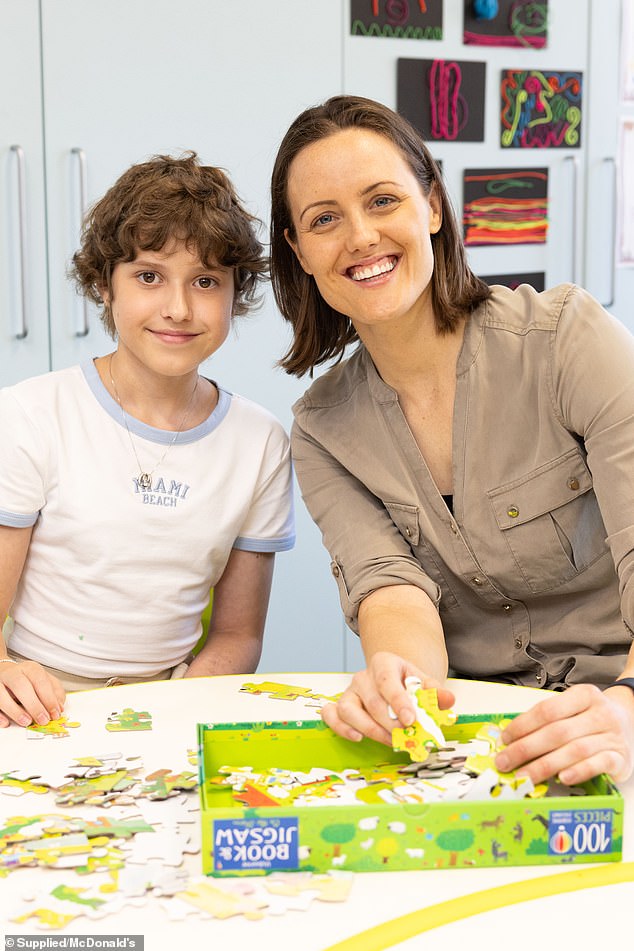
<box><xmin>0</xmin><ymin>0</ymin><xmax>50</xmax><ymax>385</ymax></box>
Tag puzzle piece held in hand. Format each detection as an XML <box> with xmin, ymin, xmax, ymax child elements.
<box><xmin>413</xmin><ymin>684</ymin><xmax>458</xmax><ymax>732</ymax></box>
<box><xmin>391</xmin><ymin>681</ymin><xmax>456</xmax><ymax>763</ymax></box>
<box><xmin>391</xmin><ymin>721</ymin><xmax>438</xmax><ymax>763</ymax></box>
<box><xmin>465</xmin><ymin>719</ymin><xmax>519</xmax><ymax>783</ymax></box>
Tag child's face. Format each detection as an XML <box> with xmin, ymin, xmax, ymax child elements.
<box><xmin>102</xmin><ymin>241</ymin><xmax>234</xmax><ymax>379</ymax></box>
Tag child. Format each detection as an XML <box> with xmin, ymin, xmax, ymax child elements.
<box><xmin>0</xmin><ymin>153</ymin><xmax>295</xmax><ymax>728</ymax></box>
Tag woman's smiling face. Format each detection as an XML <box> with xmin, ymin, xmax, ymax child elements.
<box><xmin>285</xmin><ymin>128</ymin><xmax>442</xmax><ymax>336</ymax></box>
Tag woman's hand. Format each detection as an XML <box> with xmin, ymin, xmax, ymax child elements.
<box><xmin>0</xmin><ymin>660</ymin><xmax>65</xmax><ymax>728</ymax></box>
<box><xmin>496</xmin><ymin>683</ymin><xmax>634</xmax><ymax>785</ymax></box>
<box><xmin>321</xmin><ymin>650</ymin><xmax>455</xmax><ymax>745</ymax></box>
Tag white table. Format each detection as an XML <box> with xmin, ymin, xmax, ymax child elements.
<box><xmin>1</xmin><ymin>674</ymin><xmax>632</xmax><ymax>949</ymax></box>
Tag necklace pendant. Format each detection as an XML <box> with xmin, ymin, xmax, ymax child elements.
<box><xmin>109</xmin><ymin>355</ymin><xmax>199</xmax><ymax>494</ymax></box>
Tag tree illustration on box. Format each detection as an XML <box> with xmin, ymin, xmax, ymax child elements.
<box><xmin>321</xmin><ymin>822</ymin><xmax>356</xmax><ymax>858</ymax></box>
<box><xmin>526</xmin><ymin>839</ymin><xmax>549</xmax><ymax>856</ymax></box>
<box><xmin>435</xmin><ymin>828</ymin><xmax>475</xmax><ymax>866</ymax></box>
<box><xmin>376</xmin><ymin>837</ymin><xmax>399</xmax><ymax>865</ymax></box>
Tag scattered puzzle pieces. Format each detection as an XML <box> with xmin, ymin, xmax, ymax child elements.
<box><xmin>55</xmin><ymin>769</ymin><xmax>141</xmax><ymax>808</ymax></box>
<box><xmin>1</xmin><ymin>753</ymin><xmax>199</xmax><ymax>811</ymax></box>
<box><xmin>13</xmin><ymin>883</ymin><xmax>148</xmax><ymax>929</ymax></box>
<box><xmin>1</xmin><ymin>813</ymin><xmax>155</xmax><ymax>875</ymax></box>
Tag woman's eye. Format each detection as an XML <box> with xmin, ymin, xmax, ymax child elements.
<box><xmin>196</xmin><ymin>276</ymin><xmax>217</xmax><ymax>289</ymax></box>
<box><xmin>313</xmin><ymin>212</ymin><xmax>335</xmax><ymax>228</ymax></box>
<box><xmin>138</xmin><ymin>271</ymin><xmax>158</xmax><ymax>284</ymax></box>
<box><xmin>373</xmin><ymin>195</ymin><xmax>396</xmax><ymax>209</ymax></box>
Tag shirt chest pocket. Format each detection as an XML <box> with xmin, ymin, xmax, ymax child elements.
<box><xmin>487</xmin><ymin>449</ymin><xmax>608</xmax><ymax>594</ymax></box>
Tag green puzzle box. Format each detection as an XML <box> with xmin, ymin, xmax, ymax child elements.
<box><xmin>197</xmin><ymin>717</ymin><xmax>624</xmax><ymax>876</ymax></box>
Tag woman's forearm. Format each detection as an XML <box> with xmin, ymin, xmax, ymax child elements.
<box><xmin>358</xmin><ymin>584</ymin><xmax>448</xmax><ymax>682</ymax></box>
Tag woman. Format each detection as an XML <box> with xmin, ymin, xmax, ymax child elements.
<box><xmin>270</xmin><ymin>95</ymin><xmax>634</xmax><ymax>784</ymax></box>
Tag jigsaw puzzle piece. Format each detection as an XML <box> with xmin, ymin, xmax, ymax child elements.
<box><xmin>26</xmin><ymin>716</ymin><xmax>81</xmax><ymax>739</ymax></box>
<box><xmin>176</xmin><ymin>877</ymin><xmax>267</xmax><ymax>920</ymax></box>
<box><xmin>390</xmin><ymin>683</ymin><xmax>457</xmax><ymax>762</ymax></box>
<box><xmin>106</xmin><ymin>708</ymin><xmax>153</xmax><ymax>732</ymax></box>
<box><xmin>0</xmin><ymin>773</ymin><xmax>49</xmax><ymax>797</ymax></box>
<box><xmin>239</xmin><ymin>680</ymin><xmax>341</xmax><ymax>704</ymax></box>
<box><xmin>139</xmin><ymin>769</ymin><xmax>197</xmax><ymax>800</ymax></box>
<box><xmin>119</xmin><ymin>823</ymin><xmax>199</xmax><ymax>866</ymax></box>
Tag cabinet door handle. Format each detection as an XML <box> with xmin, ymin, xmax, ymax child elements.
<box><xmin>10</xmin><ymin>145</ymin><xmax>28</xmax><ymax>340</ymax></box>
<box><xmin>564</xmin><ymin>155</ymin><xmax>580</xmax><ymax>284</ymax></box>
<box><xmin>71</xmin><ymin>147</ymin><xmax>89</xmax><ymax>337</ymax></box>
<box><xmin>600</xmin><ymin>157</ymin><xmax>616</xmax><ymax>308</ymax></box>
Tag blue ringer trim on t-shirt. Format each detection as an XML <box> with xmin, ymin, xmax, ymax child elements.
<box><xmin>234</xmin><ymin>533</ymin><xmax>296</xmax><ymax>553</ymax></box>
<box><xmin>81</xmin><ymin>359</ymin><xmax>232</xmax><ymax>445</ymax></box>
<box><xmin>0</xmin><ymin>509</ymin><xmax>38</xmax><ymax>528</ymax></box>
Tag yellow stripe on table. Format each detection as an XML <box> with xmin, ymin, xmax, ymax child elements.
<box><xmin>323</xmin><ymin>862</ymin><xmax>634</xmax><ymax>951</ymax></box>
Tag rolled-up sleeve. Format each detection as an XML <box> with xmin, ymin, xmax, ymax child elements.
<box><xmin>291</xmin><ymin>417</ymin><xmax>441</xmax><ymax>632</ymax></box>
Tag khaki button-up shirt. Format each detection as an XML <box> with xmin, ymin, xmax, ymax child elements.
<box><xmin>292</xmin><ymin>284</ymin><xmax>634</xmax><ymax>689</ymax></box>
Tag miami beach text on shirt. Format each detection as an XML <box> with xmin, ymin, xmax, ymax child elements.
<box><xmin>132</xmin><ymin>477</ymin><xmax>192</xmax><ymax>507</ymax></box>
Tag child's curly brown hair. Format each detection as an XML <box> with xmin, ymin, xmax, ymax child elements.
<box><xmin>70</xmin><ymin>152</ymin><xmax>268</xmax><ymax>337</ymax></box>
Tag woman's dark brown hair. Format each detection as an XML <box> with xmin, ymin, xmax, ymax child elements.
<box><xmin>71</xmin><ymin>152</ymin><xmax>267</xmax><ymax>337</ymax></box>
<box><xmin>271</xmin><ymin>95</ymin><xmax>490</xmax><ymax>376</ymax></box>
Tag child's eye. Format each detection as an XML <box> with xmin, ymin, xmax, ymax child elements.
<box><xmin>138</xmin><ymin>271</ymin><xmax>158</xmax><ymax>284</ymax></box>
<box><xmin>196</xmin><ymin>276</ymin><xmax>217</xmax><ymax>289</ymax></box>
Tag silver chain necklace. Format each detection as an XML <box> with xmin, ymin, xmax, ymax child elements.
<box><xmin>109</xmin><ymin>353</ymin><xmax>199</xmax><ymax>492</ymax></box>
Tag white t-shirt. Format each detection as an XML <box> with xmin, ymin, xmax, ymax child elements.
<box><xmin>0</xmin><ymin>361</ymin><xmax>295</xmax><ymax>677</ymax></box>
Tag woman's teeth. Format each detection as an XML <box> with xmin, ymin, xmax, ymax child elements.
<box><xmin>350</xmin><ymin>258</ymin><xmax>396</xmax><ymax>281</ymax></box>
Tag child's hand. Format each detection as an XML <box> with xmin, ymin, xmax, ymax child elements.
<box><xmin>0</xmin><ymin>659</ymin><xmax>65</xmax><ymax>728</ymax></box>
<box><xmin>320</xmin><ymin>651</ymin><xmax>455</xmax><ymax>746</ymax></box>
